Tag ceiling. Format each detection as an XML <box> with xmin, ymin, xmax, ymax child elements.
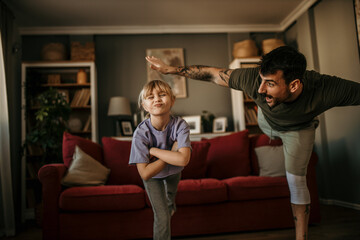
<box><xmin>4</xmin><ymin>0</ymin><xmax>318</xmax><ymax>35</ymax></box>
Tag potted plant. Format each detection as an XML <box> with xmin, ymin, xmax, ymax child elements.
<box><xmin>24</xmin><ymin>88</ymin><xmax>71</xmax><ymax>164</ymax></box>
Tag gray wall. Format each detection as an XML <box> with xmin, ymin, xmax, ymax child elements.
<box><xmin>287</xmin><ymin>0</ymin><xmax>360</xmax><ymax>206</ymax></box>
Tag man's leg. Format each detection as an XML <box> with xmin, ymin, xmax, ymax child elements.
<box><xmin>257</xmin><ymin>108</ymin><xmax>317</xmax><ymax>239</ymax></box>
<box><xmin>281</xmin><ymin>125</ymin><xmax>316</xmax><ymax>240</ymax></box>
<box><xmin>292</xmin><ymin>204</ymin><xmax>310</xmax><ymax>240</ymax></box>
<box><xmin>286</xmin><ymin>171</ymin><xmax>311</xmax><ymax>240</ymax></box>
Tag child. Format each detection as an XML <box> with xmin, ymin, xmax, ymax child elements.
<box><xmin>129</xmin><ymin>79</ymin><xmax>191</xmax><ymax>240</ymax></box>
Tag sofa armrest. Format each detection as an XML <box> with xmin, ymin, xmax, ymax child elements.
<box><xmin>38</xmin><ymin>164</ymin><xmax>67</xmax><ymax>240</ymax></box>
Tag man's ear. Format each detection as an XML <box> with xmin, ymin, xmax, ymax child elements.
<box><xmin>289</xmin><ymin>79</ymin><xmax>301</xmax><ymax>93</ymax></box>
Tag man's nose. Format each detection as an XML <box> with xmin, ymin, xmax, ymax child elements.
<box><xmin>258</xmin><ymin>81</ymin><xmax>265</xmax><ymax>94</ymax></box>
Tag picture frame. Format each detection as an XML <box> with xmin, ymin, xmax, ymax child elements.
<box><xmin>182</xmin><ymin>115</ymin><xmax>201</xmax><ymax>134</ymax></box>
<box><xmin>146</xmin><ymin>48</ymin><xmax>187</xmax><ymax>98</ymax></box>
<box><xmin>119</xmin><ymin>120</ymin><xmax>133</xmax><ymax>136</ymax></box>
<box><xmin>213</xmin><ymin>117</ymin><xmax>228</xmax><ymax>133</ymax></box>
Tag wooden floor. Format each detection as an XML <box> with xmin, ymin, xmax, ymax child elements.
<box><xmin>4</xmin><ymin>204</ymin><xmax>360</xmax><ymax>240</ymax></box>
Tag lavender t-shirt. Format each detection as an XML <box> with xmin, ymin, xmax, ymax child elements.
<box><xmin>129</xmin><ymin>115</ymin><xmax>191</xmax><ymax>178</ymax></box>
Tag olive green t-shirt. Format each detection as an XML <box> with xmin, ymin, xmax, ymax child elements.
<box><xmin>229</xmin><ymin>68</ymin><xmax>360</xmax><ymax>131</ymax></box>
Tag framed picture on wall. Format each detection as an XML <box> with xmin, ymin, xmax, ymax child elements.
<box><xmin>146</xmin><ymin>48</ymin><xmax>187</xmax><ymax>98</ymax></box>
<box><xmin>182</xmin><ymin>115</ymin><xmax>201</xmax><ymax>134</ymax></box>
<box><xmin>213</xmin><ymin>117</ymin><xmax>228</xmax><ymax>133</ymax></box>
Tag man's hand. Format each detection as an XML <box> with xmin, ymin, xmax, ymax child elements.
<box><xmin>145</xmin><ymin>56</ymin><xmax>175</xmax><ymax>74</ymax></box>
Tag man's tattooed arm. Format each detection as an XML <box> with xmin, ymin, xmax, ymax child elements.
<box><xmin>175</xmin><ymin>65</ymin><xmax>232</xmax><ymax>87</ymax></box>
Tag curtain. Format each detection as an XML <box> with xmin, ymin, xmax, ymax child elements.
<box><xmin>0</xmin><ymin>0</ymin><xmax>15</xmax><ymax>237</ymax></box>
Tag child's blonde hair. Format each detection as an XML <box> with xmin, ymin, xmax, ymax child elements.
<box><xmin>138</xmin><ymin>80</ymin><xmax>176</xmax><ymax>110</ymax></box>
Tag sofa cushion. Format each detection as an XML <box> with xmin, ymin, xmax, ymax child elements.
<box><xmin>62</xmin><ymin>132</ymin><xmax>103</xmax><ymax>168</ymax></box>
<box><xmin>250</xmin><ymin>134</ymin><xmax>283</xmax><ymax>175</ymax></box>
<box><xmin>102</xmin><ymin>137</ymin><xmax>143</xmax><ymax>186</ymax></box>
<box><xmin>255</xmin><ymin>145</ymin><xmax>286</xmax><ymax>177</ymax></box>
<box><xmin>175</xmin><ymin>179</ymin><xmax>228</xmax><ymax>206</ymax></box>
<box><xmin>203</xmin><ymin>130</ymin><xmax>251</xmax><ymax>179</ymax></box>
<box><xmin>223</xmin><ymin>176</ymin><xmax>290</xmax><ymax>201</ymax></box>
<box><xmin>61</xmin><ymin>145</ymin><xmax>110</xmax><ymax>187</ymax></box>
<box><xmin>181</xmin><ymin>141</ymin><xmax>210</xmax><ymax>179</ymax></box>
<box><xmin>59</xmin><ymin>185</ymin><xmax>146</xmax><ymax>211</ymax></box>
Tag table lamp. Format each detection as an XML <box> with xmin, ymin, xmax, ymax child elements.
<box><xmin>108</xmin><ymin>96</ymin><xmax>131</xmax><ymax>136</ymax></box>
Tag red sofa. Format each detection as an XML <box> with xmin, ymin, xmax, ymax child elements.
<box><xmin>38</xmin><ymin>130</ymin><xmax>320</xmax><ymax>240</ymax></box>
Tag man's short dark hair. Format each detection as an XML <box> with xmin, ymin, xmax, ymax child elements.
<box><xmin>259</xmin><ymin>46</ymin><xmax>307</xmax><ymax>85</ymax></box>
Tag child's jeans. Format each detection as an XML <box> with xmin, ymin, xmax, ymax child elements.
<box><xmin>143</xmin><ymin>172</ymin><xmax>181</xmax><ymax>240</ymax></box>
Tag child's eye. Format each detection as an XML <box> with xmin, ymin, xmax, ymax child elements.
<box><xmin>147</xmin><ymin>96</ymin><xmax>154</xmax><ymax>100</ymax></box>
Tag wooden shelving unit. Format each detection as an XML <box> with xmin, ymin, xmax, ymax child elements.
<box><xmin>20</xmin><ymin>61</ymin><xmax>98</xmax><ymax>221</ymax></box>
<box><xmin>229</xmin><ymin>58</ymin><xmax>263</xmax><ymax>135</ymax></box>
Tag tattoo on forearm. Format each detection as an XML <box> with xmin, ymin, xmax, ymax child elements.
<box><xmin>303</xmin><ymin>233</ymin><xmax>307</xmax><ymax>240</ymax></box>
<box><xmin>177</xmin><ymin>65</ymin><xmax>214</xmax><ymax>82</ymax></box>
<box><xmin>219</xmin><ymin>69</ymin><xmax>231</xmax><ymax>84</ymax></box>
<box><xmin>293</xmin><ymin>216</ymin><xmax>297</xmax><ymax>222</ymax></box>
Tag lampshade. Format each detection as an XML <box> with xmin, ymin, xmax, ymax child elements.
<box><xmin>107</xmin><ymin>96</ymin><xmax>131</xmax><ymax>116</ymax></box>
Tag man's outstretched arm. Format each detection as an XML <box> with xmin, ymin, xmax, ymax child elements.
<box><xmin>145</xmin><ymin>56</ymin><xmax>233</xmax><ymax>87</ymax></box>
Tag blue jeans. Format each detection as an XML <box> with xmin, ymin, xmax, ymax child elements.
<box><xmin>143</xmin><ymin>172</ymin><xmax>181</xmax><ymax>240</ymax></box>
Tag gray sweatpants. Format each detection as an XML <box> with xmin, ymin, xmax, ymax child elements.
<box><xmin>143</xmin><ymin>172</ymin><xmax>181</xmax><ymax>240</ymax></box>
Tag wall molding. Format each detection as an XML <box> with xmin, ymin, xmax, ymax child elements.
<box><xmin>320</xmin><ymin>198</ymin><xmax>360</xmax><ymax>211</ymax></box>
<box><xmin>280</xmin><ymin>0</ymin><xmax>318</xmax><ymax>31</ymax></box>
<box><xmin>19</xmin><ymin>24</ymin><xmax>281</xmax><ymax>35</ymax></box>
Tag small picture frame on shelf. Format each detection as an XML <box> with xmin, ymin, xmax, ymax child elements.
<box><xmin>213</xmin><ymin>117</ymin><xmax>228</xmax><ymax>133</ymax></box>
<box><xmin>182</xmin><ymin>115</ymin><xmax>201</xmax><ymax>134</ymax></box>
<box><xmin>119</xmin><ymin>120</ymin><xmax>134</xmax><ymax>136</ymax></box>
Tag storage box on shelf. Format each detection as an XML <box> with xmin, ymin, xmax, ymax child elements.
<box><xmin>21</xmin><ymin>61</ymin><xmax>98</xmax><ymax>221</ymax></box>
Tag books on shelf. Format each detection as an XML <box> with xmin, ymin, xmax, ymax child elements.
<box><xmin>244</xmin><ymin>106</ymin><xmax>258</xmax><ymax>124</ymax></box>
<box><xmin>70</xmin><ymin>88</ymin><xmax>91</xmax><ymax>107</ymax></box>
<box><xmin>83</xmin><ymin>116</ymin><xmax>91</xmax><ymax>132</ymax></box>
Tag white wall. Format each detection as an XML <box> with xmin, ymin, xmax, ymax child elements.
<box><xmin>293</xmin><ymin>0</ymin><xmax>360</xmax><ymax>206</ymax></box>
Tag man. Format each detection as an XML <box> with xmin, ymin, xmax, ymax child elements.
<box><xmin>146</xmin><ymin>46</ymin><xmax>360</xmax><ymax>240</ymax></box>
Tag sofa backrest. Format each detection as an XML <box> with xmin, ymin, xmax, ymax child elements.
<box><xmin>63</xmin><ymin>131</ymin><xmax>283</xmax><ymax>186</ymax></box>
<box><xmin>102</xmin><ymin>137</ymin><xmax>143</xmax><ymax>186</ymax></box>
<box><xmin>201</xmin><ymin>130</ymin><xmax>251</xmax><ymax>179</ymax></box>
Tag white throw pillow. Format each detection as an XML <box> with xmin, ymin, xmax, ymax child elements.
<box><xmin>255</xmin><ymin>145</ymin><xmax>285</xmax><ymax>177</ymax></box>
<box><xmin>62</xmin><ymin>145</ymin><xmax>110</xmax><ymax>187</ymax></box>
